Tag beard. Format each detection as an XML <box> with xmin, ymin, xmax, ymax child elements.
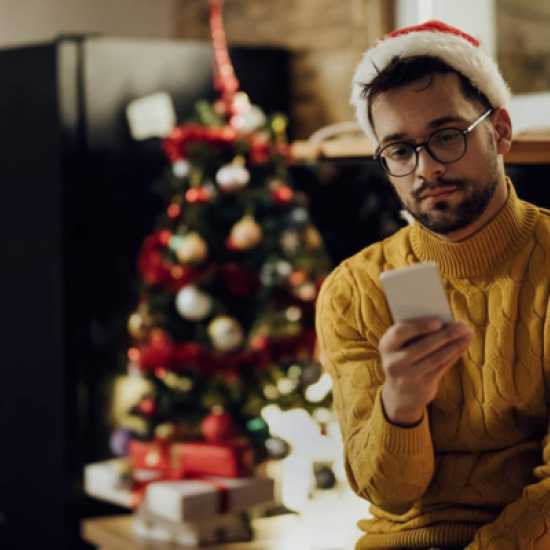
<box><xmin>401</xmin><ymin>176</ymin><xmax>498</xmax><ymax>235</ymax></box>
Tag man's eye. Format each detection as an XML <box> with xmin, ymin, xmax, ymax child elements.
<box><xmin>385</xmin><ymin>145</ymin><xmax>413</xmax><ymax>160</ymax></box>
<box><xmin>433</xmin><ymin>130</ymin><xmax>461</xmax><ymax>146</ymax></box>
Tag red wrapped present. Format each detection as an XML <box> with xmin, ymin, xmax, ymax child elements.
<box><xmin>128</xmin><ymin>439</ymin><xmax>184</xmax><ymax>480</ymax></box>
<box><xmin>173</xmin><ymin>439</ymin><xmax>254</xmax><ymax>478</ymax></box>
<box><xmin>128</xmin><ymin>438</ymin><xmax>254</xmax><ymax>480</ymax></box>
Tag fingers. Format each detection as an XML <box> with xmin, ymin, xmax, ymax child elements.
<box><xmin>380</xmin><ymin>316</ymin><xmax>444</xmax><ymax>352</ymax></box>
<box><xmin>382</xmin><ymin>322</ymin><xmax>473</xmax><ymax>380</ymax></box>
<box><xmin>401</xmin><ymin>322</ymin><xmax>473</xmax><ymax>366</ymax></box>
<box><xmin>416</xmin><ymin>334</ymin><xmax>472</xmax><ymax>377</ymax></box>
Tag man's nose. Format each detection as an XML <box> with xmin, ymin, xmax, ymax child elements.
<box><xmin>415</xmin><ymin>146</ymin><xmax>445</xmax><ymax>181</ymax></box>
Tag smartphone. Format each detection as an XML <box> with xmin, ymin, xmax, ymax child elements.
<box><xmin>379</xmin><ymin>262</ymin><xmax>453</xmax><ymax>324</ymax></box>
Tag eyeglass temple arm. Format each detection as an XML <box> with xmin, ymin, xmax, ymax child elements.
<box><xmin>466</xmin><ymin>108</ymin><xmax>493</xmax><ymax>132</ymax></box>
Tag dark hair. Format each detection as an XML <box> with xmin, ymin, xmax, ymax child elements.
<box><xmin>362</xmin><ymin>56</ymin><xmax>492</xmax><ymax>135</ymax></box>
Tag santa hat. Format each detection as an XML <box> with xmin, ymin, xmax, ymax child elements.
<box><xmin>351</xmin><ymin>20</ymin><xmax>511</xmax><ymax>144</ymax></box>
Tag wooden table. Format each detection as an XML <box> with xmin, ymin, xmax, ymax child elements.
<box><xmin>82</xmin><ymin>489</ymin><xmax>370</xmax><ymax>549</ymax></box>
<box><xmin>82</xmin><ymin>512</ymin><xmax>355</xmax><ymax>550</ymax></box>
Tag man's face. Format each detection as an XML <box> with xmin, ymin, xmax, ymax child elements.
<box><xmin>371</xmin><ymin>73</ymin><xmax>502</xmax><ymax>235</ymax></box>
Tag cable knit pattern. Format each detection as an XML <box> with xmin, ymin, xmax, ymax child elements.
<box><xmin>315</xmin><ymin>182</ymin><xmax>550</xmax><ymax>549</ymax></box>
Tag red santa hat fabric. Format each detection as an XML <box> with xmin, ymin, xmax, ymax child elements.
<box><xmin>351</xmin><ymin>20</ymin><xmax>511</xmax><ymax>143</ymax></box>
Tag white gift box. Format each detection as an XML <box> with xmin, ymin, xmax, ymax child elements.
<box><xmin>134</xmin><ymin>509</ymin><xmax>252</xmax><ymax>546</ymax></box>
<box><xmin>144</xmin><ymin>476</ymin><xmax>274</xmax><ymax>522</ymax></box>
<box><xmin>84</xmin><ymin>459</ymin><xmax>134</xmax><ymax>508</ymax></box>
<box><xmin>84</xmin><ymin>459</ymin><xmax>275</xmax><ymax>522</ymax></box>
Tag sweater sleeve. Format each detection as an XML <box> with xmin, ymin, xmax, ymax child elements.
<box><xmin>315</xmin><ymin>263</ymin><xmax>435</xmax><ymax>514</ymax></box>
<box><xmin>463</xmin><ymin>420</ymin><xmax>550</xmax><ymax>550</ymax></box>
<box><xmin>463</xmin><ymin>297</ymin><xmax>550</xmax><ymax>550</ymax></box>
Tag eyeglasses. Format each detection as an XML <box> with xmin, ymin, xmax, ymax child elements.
<box><xmin>374</xmin><ymin>109</ymin><xmax>493</xmax><ymax>177</ymax></box>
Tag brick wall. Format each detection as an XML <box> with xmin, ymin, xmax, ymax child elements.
<box><xmin>173</xmin><ymin>0</ymin><xmax>394</xmax><ymax>138</ymax></box>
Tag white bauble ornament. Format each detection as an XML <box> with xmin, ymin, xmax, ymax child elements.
<box><xmin>176</xmin><ymin>232</ymin><xmax>208</xmax><ymax>264</ymax></box>
<box><xmin>230</xmin><ymin>215</ymin><xmax>262</xmax><ymax>250</ymax></box>
<box><xmin>231</xmin><ymin>105</ymin><xmax>267</xmax><ymax>133</ymax></box>
<box><xmin>172</xmin><ymin>159</ymin><xmax>190</xmax><ymax>178</ymax></box>
<box><xmin>216</xmin><ymin>158</ymin><xmax>250</xmax><ymax>192</ymax></box>
<box><xmin>175</xmin><ymin>286</ymin><xmax>212</xmax><ymax>321</ymax></box>
<box><xmin>207</xmin><ymin>316</ymin><xmax>244</xmax><ymax>352</ymax></box>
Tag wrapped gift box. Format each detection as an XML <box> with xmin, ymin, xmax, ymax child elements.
<box><xmin>84</xmin><ymin>459</ymin><xmax>135</xmax><ymax>508</ymax></box>
<box><xmin>84</xmin><ymin>459</ymin><xmax>274</xmax><ymax>518</ymax></box>
<box><xmin>172</xmin><ymin>440</ymin><xmax>254</xmax><ymax>478</ymax></box>
<box><xmin>134</xmin><ymin>508</ymin><xmax>252</xmax><ymax>546</ymax></box>
<box><xmin>144</xmin><ymin>476</ymin><xmax>274</xmax><ymax>522</ymax></box>
<box><xmin>129</xmin><ymin>438</ymin><xmax>254</xmax><ymax>479</ymax></box>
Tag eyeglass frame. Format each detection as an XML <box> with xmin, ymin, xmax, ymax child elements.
<box><xmin>374</xmin><ymin>108</ymin><xmax>494</xmax><ymax>177</ymax></box>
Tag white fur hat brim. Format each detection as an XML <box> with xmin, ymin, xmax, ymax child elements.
<box><xmin>351</xmin><ymin>23</ymin><xmax>511</xmax><ymax>145</ymax></box>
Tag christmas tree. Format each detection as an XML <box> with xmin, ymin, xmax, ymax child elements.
<box><xmin>110</xmin><ymin>0</ymin><xmax>332</xmax><ymax>463</ymax></box>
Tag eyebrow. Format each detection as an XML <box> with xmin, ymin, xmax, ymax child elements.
<box><xmin>379</xmin><ymin>115</ymin><xmax>469</xmax><ymax>146</ymax></box>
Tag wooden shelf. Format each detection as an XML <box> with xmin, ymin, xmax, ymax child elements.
<box><xmin>290</xmin><ymin>132</ymin><xmax>550</xmax><ymax>164</ymax></box>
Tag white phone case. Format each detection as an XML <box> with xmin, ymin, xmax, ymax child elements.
<box><xmin>379</xmin><ymin>262</ymin><xmax>453</xmax><ymax>323</ymax></box>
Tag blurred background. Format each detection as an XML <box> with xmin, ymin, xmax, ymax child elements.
<box><xmin>2</xmin><ymin>1</ymin><xmax>550</xmax><ymax>548</ymax></box>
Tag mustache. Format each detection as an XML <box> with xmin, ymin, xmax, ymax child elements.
<box><xmin>412</xmin><ymin>179</ymin><xmax>467</xmax><ymax>200</ymax></box>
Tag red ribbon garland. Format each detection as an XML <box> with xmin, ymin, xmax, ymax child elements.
<box><xmin>137</xmin><ymin>329</ymin><xmax>316</xmax><ymax>375</ymax></box>
<box><xmin>209</xmin><ymin>0</ymin><xmax>239</xmax><ymax>113</ymax></box>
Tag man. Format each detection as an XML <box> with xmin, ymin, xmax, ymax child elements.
<box><xmin>315</xmin><ymin>20</ymin><xmax>550</xmax><ymax>550</ymax></box>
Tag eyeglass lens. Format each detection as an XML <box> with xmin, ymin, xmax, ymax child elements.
<box><xmin>380</xmin><ymin>128</ymin><xmax>467</xmax><ymax>177</ymax></box>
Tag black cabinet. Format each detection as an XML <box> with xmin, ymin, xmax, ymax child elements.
<box><xmin>0</xmin><ymin>36</ymin><xmax>290</xmax><ymax>548</ymax></box>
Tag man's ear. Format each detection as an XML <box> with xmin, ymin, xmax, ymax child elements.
<box><xmin>492</xmin><ymin>108</ymin><xmax>512</xmax><ymax>155</ymax></box>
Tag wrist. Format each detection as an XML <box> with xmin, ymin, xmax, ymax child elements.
<box><xmin>381</xmin><ymin>385</ymin><xmax>424</xmax><ymax>427</ymax></box>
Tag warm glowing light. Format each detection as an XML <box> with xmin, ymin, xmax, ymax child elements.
<box><xmin>159</xmin><ymin>230</ymin><xmax>172</xmax><ymax>245</ymax></box>
<box><xmin>287</xmin><ymin>364</ymin><xmax>302</xmax><ymax>380</ymax></box>
<box><xmin>305</xmin><ymin>373</ymin><xmax>332</xmax><ymax>403</ymax></box>
<box><xmin>289</xmin><ymin>270</ymin><xmax>307</xmax><ymax>287</ymax></box>
<box><xmin>285</xmin><ymin>306</ymin><xmax>302</xmax><ymax>322</ymax></box>
<box><xmin>167</xmin><ymin>203</ymin><xmax>182</xmax><ymax>218</ymax></box>
<box><xmin>170</xmin><ymin>266</ymin><xmax>184</xmax><ymax>279</ymax></box>
<box><xmin>263</xmin><ymin>384</ymin><xmax>279</xmax><ymax>400</ymax></box>
<box><xmin>154</xmin><ymin>367</ymin><xmax>167</xmax><ymax>378</ymax></box>
<box><xmin>274</xmin><ymin>185</ymin><xmax>294</xmax><ymax>202</ymax></box>
<box><xmin>280</xmin><ymin>454</ymin><xmax>313</xmax><ymax>512</ymax></box>
<box><xmin>277</xmin><ymin>377</ymin><xmax>297</xmax><ymax>395</ymax></box>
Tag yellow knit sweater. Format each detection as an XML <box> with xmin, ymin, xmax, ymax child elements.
<box><xmin>316</xmin><ymin>182</ymin><xmax>550</xmax><ymax>549</ymax></box>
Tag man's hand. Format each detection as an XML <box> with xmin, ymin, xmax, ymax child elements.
<box><xmin>379</xmin><ymin>317</ymin><xmax>473</xmax><ymax>426</ymax></box>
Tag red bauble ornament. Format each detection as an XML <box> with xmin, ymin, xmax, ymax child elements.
<box><xmin>201</xmin><ymin>410</ymin><xmax>236</xmax><ymax>442</ymax></box>
<box><xmin>248</xmin><ymin>132</ymin><xmax>271</xmax><ymax>164</ymax></box>
<box><xmin>137</xmin><ymin>397</ymin><xmax>156</xmax><ymax>416</ymax></box>
<box><xmin>272</xmin><ymin>184</ymin><xmax>294</xmax><ymax>204</ymax></box>
<box><xmin>185</xmin><ymin>187</ymin><xmax>211</xmax><ymax>203</ymax></box>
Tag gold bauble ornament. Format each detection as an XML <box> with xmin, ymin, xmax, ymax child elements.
<box><xmin>304</xmin><ymin>225</ymin><xmax>322</xmax><ymax>249</ymax></box>
<box><xmin>176</xmin><ymin>232</ymin><xmax>208</xmax><ymax>264</ymax></box>
<box><xmin>207</xmin><ymin>315</ymin><xmax>244</xmax><ymax>352</ymax></box>
<box><xmin>155</xmin><ymin>422</ymin><xmax>176</xmax><ymax>441</ymax></box>
<box><xmin>127</xmin><ymin>304</ymin><xmax>152</xmax><ymax>339</ymax></box>
<box><xmin>229</xmin><ymin>215</ymin><xmax>262</xmax><ymax>250</ymax></box>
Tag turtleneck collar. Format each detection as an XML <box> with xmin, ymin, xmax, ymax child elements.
<box><xmin>410</xmin><ymin>180</ymin><xmax>539</xmax><ymax>278</ymax></box>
